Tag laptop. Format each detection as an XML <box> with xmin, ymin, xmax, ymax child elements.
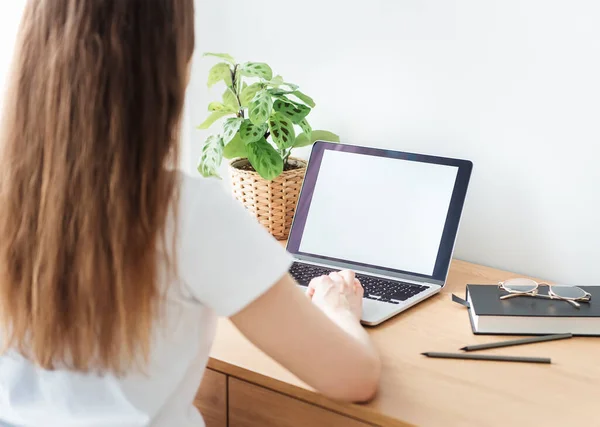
<box><xmin>287</xmin><ymin>141</ymin><xmax>473</xmax><ymax>326</ymax></box>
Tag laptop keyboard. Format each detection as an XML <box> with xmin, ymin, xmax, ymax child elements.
<box><xmin>289</xmin><ymin>262</ymin><xmax>429</xmax><ymax>305</ymax></box>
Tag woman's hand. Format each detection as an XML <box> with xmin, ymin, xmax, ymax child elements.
<box><xmin>307</xmin><ymin>270</ymin><xmax>364</xmax><ymax>321</ymax></box>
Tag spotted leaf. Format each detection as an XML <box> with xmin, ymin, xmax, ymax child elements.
<box><xmin>298</xmin><ymin>119</ymin><xmax>312</xmax><ymax>143</ymax></box>
<box><xmin>240</xmin><ymin>83</ymin><xmax>263</xmax><ymax>107</ymax></box>
<box><xmin>273</xmin><ymin>99</ymin><xmax>310</xmax><ymax>124</ymax></box>
<box><xmin>267</xmin><ymin>88</ymin><xmax>293</xmax><ymax>97</ymax></box>
<box><xmin>222</xmin><ymin>117</ymin><xmax>243</xmax><ymax>144</ymax></box>
<box><xmin>197</xmin><ymin>135</ymin><xmax>224</xmax><ymax>178</ymax></box>
<box><xmin>247</xmin><ymin>138</ymin><xmax>284</xmax><ymax>181</ymax></box>
<box><xmin>240</xmin><ymin>62</ymin><xmax>273</xmax><ymax>81</ymax></box>
<box><xmin>207</xmin><ymin>63</ymin><xmax>232</xmax><ymax>88</ymax></box>
<box><xmin>249</xmin><ymin>90</ymin><xmax>273</xmax><ymax>125</ymax></box>
<box><xmin>208</xmin><ymin>102</ymin><xmax>235</xmax><ymax>113</ymax></box>
<box><xmin>240</xmin><ymin>120</ymin><xmax>268</xmax><ymax>144</ymax></box>
<box><xmin>268</xmin><ymin>112</ymin><xmax>296</xmax><ymax>150</ymax></box>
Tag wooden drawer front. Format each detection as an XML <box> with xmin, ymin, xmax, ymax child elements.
<box><xmin>194</xmin><ymin>369</ymin><xmax>227</xmax><ymax>427</ymax></box>
<box><xmin>229</xmin><ymin>377</ymin><xmax>372</xmax><ymax>427</ymax></box>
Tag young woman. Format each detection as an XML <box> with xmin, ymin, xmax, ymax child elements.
<box><xmin>0</xmin><ymin>1</ymin><xmax>380</xmax><ymax>426</ymax></box>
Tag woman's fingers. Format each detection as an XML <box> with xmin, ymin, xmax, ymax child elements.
<box><xmin>354</xmin><ymin>278</ymin><xmax>364</xmax><ymax>297</ymax></box>
<box><xmin>306</xmin><ymin>282</ymin><xmax>316</xmax><ymax>298</ymax></box>
<box><xmin>308</xmin><ymin>275</ymin><xmax>335</xmax><ymax>297</ymax></box>
<box><xmin>338</xmin><ymin>270</ymin><xmax>355</xmax><ymax>290</ymax></box>
<box><xmin>328</xmin><ymin>271</ymin><xmax>344</xmax><ymax>286</ymax></box>
<box><xmin>310</xmin><ymin>272</ymin><xmax>364</xmax><ymax>321</ymax></box>
<box><xmin>330</xmin><ymin>270</ymin><xmax>358</xmax><ymax>293</ymax></box>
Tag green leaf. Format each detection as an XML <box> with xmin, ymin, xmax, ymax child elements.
<box><xmin>237</xmin><ymin>80</ymin><xmax>247</xmax><ymax>96</ymax></box>
<box><xmin>222</xmin><ymin>117</ymin><xmax>243</xmax><ymax>144</ymax></box>
<box><xmin>298</xmin><ymin>119</ymin><xmax>312</xmax><ymax>142</ymax></box>
<box><xmin>240</xmin><ymin>62</ymin><xmax>273</xmax><ymax>81</ymax></box>
<box><xmin>247</xmin><ymin>138</ymin><xmax>284</xmax><ymax>180</ymax></box>
<box><xmin>268</xmin><ymin>88</ymin><xmax>294</xmax><ymax>97</ymax></box>
<box><xmin>240</xmin><ymin>83</ymin><xmax>263</xmax><ymax>107</ymax></box>
<box><xmin>268</xmin><ymin>112</ymin><xmax>296</xmax><ymax>150</ymax></box>
<box><xmin>293</xmin><ymin>133</ymin><xmax>310</xmax><ymax>148</ymax></box>
<box><xmin>223</xmin><ymin>133</ymin><xmax>247</xmax><ymax>159</ymax></box>
<box><xmin>249</xmin><ymin>90</ymin><xmax>273</xmax><ymax>125</ymax></box>
<box><xmin>197</xmin><ymin>111</ymin><xmax>230</xmax><ymax>130</ymax></box>
<box><xmin>197</xmin><ymin>135</ymin><xmax>224</xmax><ymax>178</ymax></box>
<box><xmin>273</xmin><ymin>99</ymin><xmax>310</xmax><ymax>124</ymax></box>
<box><xmin>313</xmin><ymin>130</ymin><xmax>340</xmax><ymax>143</ymax></box>
<box><xmin>267</xmin><ymin>75</ymin><xmax>284</xmax><ymax>86</ymax></box>
<box><xmin>293</xmin><ymin>130</ymin><xmax>340</xmax><ymax>148</ymax></box>
<box><xmin>222</xmin><ymin>88</ymin><xmax>239</xmax><ymax>110</ymax></box>
<box><xmin>203</xmin><ymin>52</ymin><xmax>236</xmax><ymax>64</ymax></box>
<box><xmin>290</xmin><ymin>91</ymin><xmax>316</xmax><ymax>108</ymax></box>
<box><xmin>281</xmin><ymin>82</ymin><xmax>299</xmax><ymax>91</ymax></box>
<box><xmin>240</xmin><ymin>120</ymin><xmax>268</xmax><ymax>144</ymax></box>
<box><xmin>208</xmin><ymin>102</ymin><xmax>235</xmax><ymax>112</ymax></box>
<box><xmin>207</xmin><ymin>63</ymin><xmax>232</xmax><ymax>88</ymax></box>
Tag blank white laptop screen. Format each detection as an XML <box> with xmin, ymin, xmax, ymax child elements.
<box><xmin>298</xmin><ymin>150</ymin><xmax>459</xmax><ymax>276</ymax></box>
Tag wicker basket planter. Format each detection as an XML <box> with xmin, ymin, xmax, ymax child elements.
<box><xmin>230</xmin><ymin>157</ymin><xmax>307</xmax><ymax>240</ymax></box>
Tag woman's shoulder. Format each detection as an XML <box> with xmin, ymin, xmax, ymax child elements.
<box><xmin>174</xmin><ymin>169</ymin><xmax>259</xmax><ymax>241</ymax></box>
<box><xmin>177</xmin><ymin>170</ymin><xmax>225</xmax><ymax>194</ymax></box>
<box><xmin>171</xmin><ymin>170</ymin><xmax>292</xmax><ymax>317</ymax></box>
<box><xmin>176</xmin><ymin>170</ymin><xmax>232</xmax><ymax>212</ymax></box>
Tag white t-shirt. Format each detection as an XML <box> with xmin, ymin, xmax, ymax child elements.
<box><xmin>0</xmin><ymin>173</ymin><xmax>293</xmax><ymax>427</ymax></box>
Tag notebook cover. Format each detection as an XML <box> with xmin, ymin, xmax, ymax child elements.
<box><xmin>466</xmin><ymin>284</ymin><xmax>600</xmax><ymax>318</ymax></box>
<box><xmin>465</xmin><ymin>285</ymin><xmax>600</xmax><ymax>336</ymax></box>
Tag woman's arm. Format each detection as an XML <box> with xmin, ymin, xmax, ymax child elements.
<box><xmin>230</xmin><ymin>273</ymin><xmax>381</xmax><ymax>402</ymax></box>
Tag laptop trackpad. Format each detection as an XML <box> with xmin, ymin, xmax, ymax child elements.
<box><xmin>361</xmin><ymin>298</ymin><xmax>401</xmax><ymax>324</ymax></box>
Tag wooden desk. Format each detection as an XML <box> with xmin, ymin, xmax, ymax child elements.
<box><xmin>196</xmin><ymin>260</ymin><xmax>600</xmax><ymax>426</ymax></box>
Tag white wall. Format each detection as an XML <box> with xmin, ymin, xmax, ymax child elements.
<box><xmin>0</xmin><ymin>2</ymin><xmax>594</xmax><ymax>283</ymax></box>
<box><xmin>186</xmin><ymin>0</ymin><xmax>600</xmax><ymax>284</ymax></box>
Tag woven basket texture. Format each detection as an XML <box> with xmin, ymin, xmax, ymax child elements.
<box><xmin>229</xmin><ymin>158</ymin><xmax>307</xmax><ymax>240</ymax></box>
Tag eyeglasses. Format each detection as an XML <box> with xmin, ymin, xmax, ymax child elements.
<box><xmin>498</xmin><ymin>278</ymin><xmax>591</xmax><ymax>308</ymax></box>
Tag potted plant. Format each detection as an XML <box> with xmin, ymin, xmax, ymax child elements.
<box><xmin>197</xmin><ymin>53</ymin><xmax>339</xmax><ymax>240</ymax></box>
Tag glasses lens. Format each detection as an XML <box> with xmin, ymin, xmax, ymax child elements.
<box><xmin>550</xmin><ymin>285</ymin><xmax>587</xmax><ymax>299</ymax></box>
<box><xmin>503</xmin><ymin>278</ymin><xmax>538</xmax><ymax>293</ymax></box>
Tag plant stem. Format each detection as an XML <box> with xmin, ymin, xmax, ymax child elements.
<box><xmin>232</xmin><ymin>64</ymin><xmax>244</xmax><ymax>119</ymax></box>
<box><xmin>282</xmin><ymin>148</ymin><xmax>292</xmax><ymax>165</ymax></box>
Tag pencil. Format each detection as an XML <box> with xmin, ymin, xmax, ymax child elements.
<box><xmin>460</xmin><ymin>333</ymin><xmax>572</xmax><ymax>352</ymax></box>
<box><xmin>421</xmin><ymin>352</ymin><xmax>551</xmax><ymax>364</ymax></box>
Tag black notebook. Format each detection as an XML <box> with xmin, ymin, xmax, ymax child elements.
<box><xmin>466</xmin><ymin>284</ymin><xmax>600</xmax><ymax>336</ymax></box>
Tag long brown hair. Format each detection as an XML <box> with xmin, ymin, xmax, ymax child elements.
<box><xmin>0</xmin><ymin>0</ymin><xmax>194</xmax><ymax>374</ymax></box>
